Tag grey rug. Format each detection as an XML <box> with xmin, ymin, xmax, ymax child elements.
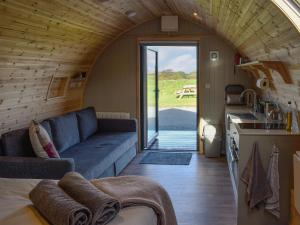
<box><xmin>140</xmin><ymin>152</ymin><xmax>192</xmax><ymax>165</ymax></box>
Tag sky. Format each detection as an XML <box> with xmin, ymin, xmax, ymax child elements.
<box><xmin>147</xmin><ymin>46</ymin><xmax>197</xmax><ymax>73</ymax></box>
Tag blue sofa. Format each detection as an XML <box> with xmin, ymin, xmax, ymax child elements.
<box><xmin>0</xmin><ymin>107</ymin><xmax>137</xmax><ymax>179</ymax></box>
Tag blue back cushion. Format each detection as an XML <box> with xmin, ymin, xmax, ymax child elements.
<box><xmin>1</xmin><ymin>128</ymin><xmax>35</xmax><ymax>157</ymax></box>
<box><xmin>49</xmin><ymin>112</ymin><xmax>80</xmax><ymax>152</ymax></box>
<box><xmin>76</xmin><ymin>107</ymin><xmax>98</xmax><ymax>141</ymax></box>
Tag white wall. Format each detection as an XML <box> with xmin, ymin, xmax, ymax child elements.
<box><xmin>85</xmin><ymin>18</ymin><xmax>253</xmax><ymax>125</ymax></box>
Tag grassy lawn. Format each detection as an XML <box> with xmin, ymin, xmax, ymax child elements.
<box><xmin>148</xmin><ymin>76</ymin><xmax>197</xmax><ymax>108</ymax></box>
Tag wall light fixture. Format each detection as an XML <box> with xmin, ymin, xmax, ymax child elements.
<box><xmin>210</xmin><ymin>51</ymin><xmax>219</xmax><ymax>61</ymax></box>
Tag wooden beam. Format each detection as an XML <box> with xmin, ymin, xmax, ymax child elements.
<box><xmin>262</xmin><ymin>61</ymin><xmax>293</xmax><ymax>84</ymax></box>
<box><xmin>237</xmin><ymin>60</ymin><xmax>293</xmax><ymax>90</ymax></box>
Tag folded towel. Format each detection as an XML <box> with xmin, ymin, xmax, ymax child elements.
<box><xmin>241</xmin><ymin>142</ymin><xmax>273</xmax><ymax>209</ymax></box>
<box><xmin>29</xmin><ymin>179</ymin><xmax>91</xmax><ymax>225</ymax></box>
<box><xmin>91</xmin><ymin>175</ymin><xmax>178</xmax><ymax>225</ymax></box>
<box><xmin>59</xmin><ymin>172</ymin><xmax>120</xmax><ymax>225</ymax></box>
<box><xmin>265</xmin><ymin>145</ymin><xmax>280</xmax><ymax>218</ymax></box>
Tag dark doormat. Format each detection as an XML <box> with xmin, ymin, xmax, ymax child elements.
<box><xmin>140</xmin><ymin>152</ymin><xmax>192</xmax><ymax>165</ymax></box>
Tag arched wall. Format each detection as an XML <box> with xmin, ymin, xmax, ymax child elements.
<box><xmin>0</xmin><ymin>0</ymin><xmax>299</xmax><ymax>135</ymax></box>
<box><xmin>84</xmin><ymin>18</ymin><xmax>253</xmax><ymax>124</ymax></box>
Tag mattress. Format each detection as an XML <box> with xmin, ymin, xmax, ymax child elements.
<box><xmin>0</xmin><ymin>178</ymin><xmax>157</xmax><ymax>225</ymax></box>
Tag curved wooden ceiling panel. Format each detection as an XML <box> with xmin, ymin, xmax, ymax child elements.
<box><xmin>0</xmin><ymin>0</ymin><xmax>299</xmax><ymax>134</ymax></box>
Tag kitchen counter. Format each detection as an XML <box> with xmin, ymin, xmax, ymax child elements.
<box><xmin>226</xmin><ymin>105</ymin><xmax>300</xmax><ymax>136</ymax></box>
<box><xmin>225</xmin><ymin>105</ymin><xmax>300</xmax><ymax>225</ymax></box>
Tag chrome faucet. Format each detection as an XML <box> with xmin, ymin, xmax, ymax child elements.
<box><xmin>240</xmin><ymin>89</ymin><xmax>257</xmax><ymax>112</ymax></box>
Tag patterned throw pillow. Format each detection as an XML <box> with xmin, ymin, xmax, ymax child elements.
<box><xmin>29</xmin><ymin>120</ymin><xmax>60</xmax><ymax>158</ymax></box>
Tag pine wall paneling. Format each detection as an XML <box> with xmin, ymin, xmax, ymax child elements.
<box><xmin>0</xmin><ymin>0</ymin><xmax>299</xmax><ymax>135</ymax></box>
<box><xmin>0</xmin><ymin>0</ymin><xmax>132</xmax><ymax>135</ymax></box>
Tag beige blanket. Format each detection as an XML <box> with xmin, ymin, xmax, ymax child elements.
<box><xmin>92</xmin><ymin>176</ymin><xmax>178</xmax><ymax>225</ymax></box>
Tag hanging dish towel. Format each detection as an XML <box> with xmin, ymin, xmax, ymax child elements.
<box><xmin>241</xmin><ymin>142</ymin><xmax>273</xmax><ymax>209</ymax></box>
<box><xmin>265</xmin><ymin>145</ymin><xmax>280</xmax><ymax>218</ymax></box>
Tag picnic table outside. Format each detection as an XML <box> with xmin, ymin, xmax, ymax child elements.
<box><xmin>176</xmin><ymin>85</ymin><xmax>197</xmax><ymax>99</ymax></box>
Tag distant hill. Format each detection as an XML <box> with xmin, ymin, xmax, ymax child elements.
<box><xmin>158</xmin><ymin>70</ymin><xmax>196</xmax><ymax>80</ymax></box>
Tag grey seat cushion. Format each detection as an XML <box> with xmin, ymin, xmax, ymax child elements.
<box><xmin>1</xmin><ymin>128</ymin><xmax>35</xmax><ymax>157</ymax></box>
<box><xmin>60</xmin><ymin>132</ymin><xmax>137</xmax><ymax>179</ymax></box>
<box><xmin>49</xmin><ymin>112</ymin><xmax>80</xmax><ymax>153</ymax></box>
<box><xmin>76</xmin><ymin>107</ymin><xmax>98</xmax><ymax>141</ymax></box>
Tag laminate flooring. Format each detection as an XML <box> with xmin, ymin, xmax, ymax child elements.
<box><xmin>121</xmin><ymin>152</ymin><xmax>237</xmax><ymax>225</ymax></box>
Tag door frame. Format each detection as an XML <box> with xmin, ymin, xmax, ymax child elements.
<box><xmin>137</xmin><ymin>36</ymin><xmax>203</xmax><ymax>152</ymax></box>
<box><xmin>140</xmin><ymin>46</ymin><xmax>159</xmax><ymax>149</ymax></box>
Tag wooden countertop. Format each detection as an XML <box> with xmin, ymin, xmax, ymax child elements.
<box><xmin>225</xmin><ymin>106</ymin><xmax>300</xmax><ymax>136</ymax></box>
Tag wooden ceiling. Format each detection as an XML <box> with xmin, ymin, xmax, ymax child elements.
<box><xmin>95</xmin><ymin>0</ymin><xmax>300</xmax><ymax>60</ymax></box>
<box><xmin>0</xmin><ymin>0</ymin><xmax>299</xmax><ymax>134</ymax></box>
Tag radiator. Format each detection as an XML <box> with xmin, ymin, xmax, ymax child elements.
<box><xmin>96</xmin><ymin>112</ymin><xmax>130</xmax><ymax>119</ymax></box>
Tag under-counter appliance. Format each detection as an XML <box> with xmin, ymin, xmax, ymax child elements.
<box><xmin>226</xmin><ymin>117</ymin><xmax>239</xmax><ymax>200</ymax></box>
<box><xmin>228</xmin><ymin>123</ymin><xmax>239</xmax><ymax>187</ymax></box>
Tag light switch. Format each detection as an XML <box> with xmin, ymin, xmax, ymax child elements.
<box><xmin>205</xmin><ymin>84</ymin><xmax>211</xmax><ymax>89</ymax></box>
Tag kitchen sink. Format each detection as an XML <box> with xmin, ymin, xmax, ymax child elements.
<box><xmin>238</xmin><ymin>123</ymin><xmax>286</xmax><ymax>130</ymax></box>
<box><xmin>229</xmin><ymin>113</ymin><xmax>257</xmax><ymax>120</ymax></box>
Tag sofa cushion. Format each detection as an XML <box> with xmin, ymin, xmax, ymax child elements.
<box><xmin>1</xmin><ymin>128</ymin><xmax>35</xmax><ymax>157</ymax></box>
<box><xmin>76</xmin><ymin>107</ymin><xmax>98</xmax><ymax>141</ymax></box>
<box><xmin>49</xmin><ymin>112</ymin><xmax>80</xmax><ymax>153</ymax></box>
<box><xmin>29</xmin><ymin>121</ymin><xmax>60</xmax><ymax>159</ymax></box>
<box><xmin>40</xmin><ymin>120</ymin><xmax>52</xmax><ymax>140</ymax></box>
<box><xmin>60</xmin><ymin>132</ymin><xmax>137</xmax><ymax>179</ymax></box>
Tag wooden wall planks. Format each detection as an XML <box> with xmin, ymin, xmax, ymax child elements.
<box><xmin>0</xmin><ymin>0</ymin><xmax>299</xmax><ymax>134</ymax></box>
<box><xmin>0</xmin><ymin>0</ymin><xmax>125</xmax><ymax>135</ymax></box>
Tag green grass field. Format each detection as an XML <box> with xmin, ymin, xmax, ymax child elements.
<box><xmin>148</xmin><ymin>76</ymin><xmax>197</xmax><ymax>108</ymax></box>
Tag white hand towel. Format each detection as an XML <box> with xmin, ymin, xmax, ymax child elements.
<box><xmin>265</xmin><ymin>145</ymin><xmax>280</xmax><ymax>218</ymax></box>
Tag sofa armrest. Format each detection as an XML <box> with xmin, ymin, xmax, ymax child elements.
<box><xmin>98</xmin><ymin>118</ymin><xmax>137</xmax><ymax>132</ymax></box>
<box><xmin>0</xmin><ymin>156</ymin><xmax>75</xmax><ymax>179</ymax></box>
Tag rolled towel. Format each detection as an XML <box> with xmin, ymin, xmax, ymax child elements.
<box><xmin>29</xmin><ymin>179</ymin><xmax>92</xmax><ymax>225</ymax></box>
<box><xmin>59</xmin><ymin>172</ymin><xmax>120</xmax><ymax>225</ymax></box>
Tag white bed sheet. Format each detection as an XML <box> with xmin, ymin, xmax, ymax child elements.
<box><xmin>0</xmin><ymin>178</ymin><xmax>157</xmax><ymax>225</ymax></box>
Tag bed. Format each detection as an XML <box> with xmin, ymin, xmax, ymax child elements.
<box><xmin>0</xmin><ymin>178</ymin><xmax>157</xmax><ymax>225</ymax></box>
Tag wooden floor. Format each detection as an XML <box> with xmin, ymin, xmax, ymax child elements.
<box><xmin>149</xmin><ymin>130</ymin><xmax>197</xmax><ymax>151</ymax></box>
<box><xmin>121</xmin><ymin>152</ymin><xmax>237</xmax><ymax>225</ymax></box>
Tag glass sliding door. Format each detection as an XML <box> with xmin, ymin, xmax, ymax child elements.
<box><xmin>141</xmin><ymin>46</ymin><xmax>159</xmax><ymax>148</ymax></box>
